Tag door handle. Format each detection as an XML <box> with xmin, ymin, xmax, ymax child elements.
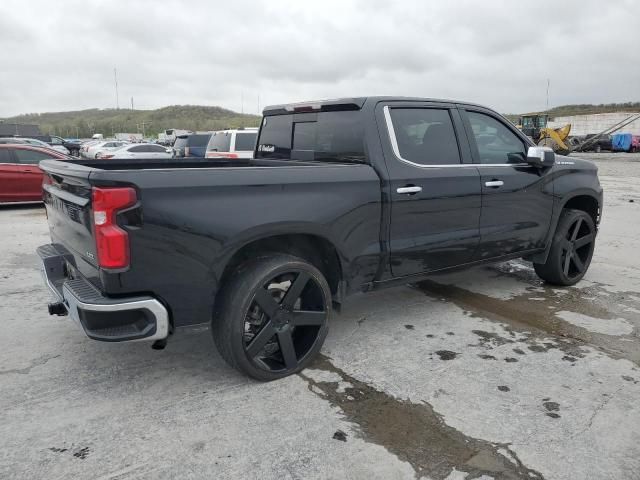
<box><xmin>485</xmin><ymin>180</ymin><xmax>504</xmax><ymax>188</ymax></box>
<box><xmin>396</xmin><ymin>186</ymin><xmax>422</xmax><ymax>194</ymax></box>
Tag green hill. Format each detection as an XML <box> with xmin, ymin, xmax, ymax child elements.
<box><xmin>506</xmin><ymin>102</ymin><xmax>640</xmax><ymax>123</ymax></box>
<box><xmin>2</xmin><ymin>105</ymin><xmax>261</xmax><ymax>138</ymax></box>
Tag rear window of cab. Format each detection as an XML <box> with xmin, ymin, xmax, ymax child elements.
<box><xmin>256</xmin><ymin>111</ymin><xmax>365</xmax><ymax>162</ymax></box>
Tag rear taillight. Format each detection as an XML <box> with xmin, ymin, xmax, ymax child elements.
<box><xmin>92</xmin><ymin>187</ymin><xmax>137</xmax><ymax>269</ymax></box>
<box><xmin>206</xmin><ymin>152</ymin><xmax>238</xmax><ymax>159</ymax></box>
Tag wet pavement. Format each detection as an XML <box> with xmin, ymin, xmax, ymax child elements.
<box><xmin>1</xmin><ymin>153</ymin><xmax>639</xmax><ymax>479</ymax></box>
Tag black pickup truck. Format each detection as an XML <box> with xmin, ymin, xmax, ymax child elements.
<box><xmin>37</xmin><ymin>97</ymin><xmax>602</xmax><ymax>380</ymax></box>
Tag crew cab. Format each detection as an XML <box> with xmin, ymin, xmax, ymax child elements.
<box><xmin>37</xmin><ymin>97</ymin><xmax>603</xmax><ymax>380</ymax></box>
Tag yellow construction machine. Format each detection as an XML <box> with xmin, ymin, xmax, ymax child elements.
<box><xmin>517</xmin><ymin>114</ymin><xmax>571</xmax><ymax>155</ymax></box>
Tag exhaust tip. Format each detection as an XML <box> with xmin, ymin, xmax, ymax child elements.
<box><xmin>47</xmin><ymin>302</ymin><xmax>68</xmax><ymax>316</ymax></box>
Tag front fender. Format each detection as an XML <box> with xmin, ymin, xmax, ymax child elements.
<box><xmin>530</xmin><ymin>160</ymin><xmax>602</xmax><ymax>264</ymax></box>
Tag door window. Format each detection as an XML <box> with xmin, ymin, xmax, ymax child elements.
<box><xmin>128</xmin><ymin>145</ymin><xmax>147</xmax><ymax>153</ymax></box>
<box><xmin>234</xmin><ymin>132</ymin><xmax>257</xmax><ymax>151</ymax></box>
<box><xmin>13</xmin><ymin>149</ymin><xmax>57</xmax><ymax>164</ymax></box>
<box><xmin>388</xmin><ymin>108</ymin><xmax>461</xmax><ymax>165</ymax></box>
<box><xmin>466</xmin><ymin>111</ymin><xmax>526</xmax><ymax>164</ymax></box>
<box><xmin>148</xmin><ymin>145</ymin><xmax>167</xmax><ymax>152</ymax></box>
<box><xmin>0</xmin><ymin>149</ymin><xmax>13</xmax><ymax>163</ymax></box>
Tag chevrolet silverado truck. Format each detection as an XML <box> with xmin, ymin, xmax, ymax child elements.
<box><xmin>37</xmin><ymin>97</ymin><xmax>603</xmax><ymax>380</ymax></box>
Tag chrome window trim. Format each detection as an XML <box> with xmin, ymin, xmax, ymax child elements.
<box><xmin>382</xmin><ymin>106</ymin><xmax>528</xmax><ymax>169</ymax></box>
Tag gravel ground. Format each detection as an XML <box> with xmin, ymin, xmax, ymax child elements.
<box><xmin>1</xmin><ymin>152</ymin><xmax>639</xmax><ymax>480</ymax></box>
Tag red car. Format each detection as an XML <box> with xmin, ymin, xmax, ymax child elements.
<box><xmin>0</xmin><ymin>144</ymin><xmax>70</xmax><ymax>203</ymax></box>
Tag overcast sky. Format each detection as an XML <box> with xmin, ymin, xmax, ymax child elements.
<box><xmin>1</xmin><ymin>0</ymin><xmax>638</xmax><ymax>117</ymax></box>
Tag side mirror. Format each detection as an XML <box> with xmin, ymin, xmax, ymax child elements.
<box><xmin>526</xmin><ymin>146</ymin><xmax>555</xmax><ymax>168</ymax></box>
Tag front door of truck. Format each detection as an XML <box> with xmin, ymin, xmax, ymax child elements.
<box><xmin>459</xmin><ymin>108</ymin><xmax>554</xmax><ymax>259</ymax></box>
<box><xmin>378</xmin><ymin>103</ymin><xmax>482</xmax><ymax>277</ymax></box>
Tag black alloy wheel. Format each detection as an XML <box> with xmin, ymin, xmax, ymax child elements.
<box><xmin>534</xmin><ymin>209</ymin><xmax>596</xmax><ymax>286</ymax></box>
<box><xmin>244</xmin><ymin>270</ymin><xmax>327</xmax><ymax>373</ymax></box>
<box><xmin>213</xmin><ymin>255</ymin><xmax>331</xmax><ymax>381</ymax></box>
<box><xmin>559</xmin><ymin>216</ymin><xmax>595</xmax><ymax>280</ymax></box>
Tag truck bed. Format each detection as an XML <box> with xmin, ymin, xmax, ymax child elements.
<box><xmin>38</xmin><ymin>156</ymin><xmax>382</xmax><ymax>329</ymax></box>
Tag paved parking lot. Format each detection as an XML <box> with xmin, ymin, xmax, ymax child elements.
<box><xmin>1</xmin><ymin>153</ymin><xmax>639</xmax><ymax>480</ymax></box>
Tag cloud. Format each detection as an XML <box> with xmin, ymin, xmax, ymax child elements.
<box><xmin>0</xmin><ymin>0</ymin><xmax>638</xmax><ymax>117</ymax></box>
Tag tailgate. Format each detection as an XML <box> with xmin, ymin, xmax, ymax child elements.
<box><xmin>40</xmin><ymin>160</ymin><xmax>99</xmax><ymax>280</ymax></box>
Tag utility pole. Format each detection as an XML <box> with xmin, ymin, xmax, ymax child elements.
<box><xmin>241</xmin><ymin>91</ymin><xmax>244</xmax><ymax>114</ymax></box>
<box><xmin>546</xmin><ymin>79</ymin><xmax>550</xmax><ymax>110</ymax></box>
<box><xmin>137</xmin><ymin>121</ymin><xmax>151</xmax><ymax>138</ymax></box>
<box><xmin>131</xmin><ymin>97</ymin><xmax>134</xmax><ymax>110</ymax></box>
<box><xmin>114</xmin><ymin>68</ymin><xmax>120</xmax><ymax>110</ymax></box>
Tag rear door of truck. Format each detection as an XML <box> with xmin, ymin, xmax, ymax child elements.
<box><xmin>376</xmin><ymin>101</ymin><xmax>482</xmax><ymax>276</ymax></box>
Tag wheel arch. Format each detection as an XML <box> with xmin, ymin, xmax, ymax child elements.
<box><xmin>216</xmin><ymin>232</ymin><xmax>345</xmax><ymax>304</ymax></box>
<box><xmin>559</xmin><ymin>191</ymin><xmax>601</xmax><ymax>225</ymax></box>
<box><xmin>531</xmin><ymin>189</ymin><xmax>602</xmax><ymax>264</ymax></box>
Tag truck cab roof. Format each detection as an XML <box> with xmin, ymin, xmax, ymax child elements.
<box><xmin>262</xmin><ymin>96</ymin><xmax>489</xmax><ymax>115</ymax></box>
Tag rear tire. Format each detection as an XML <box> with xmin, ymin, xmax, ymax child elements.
<box><xmin>534</xmin><ymin>209</ymin><xmax>596</xmax><ymax>286</ymax></box>
<box><xmin>212</xmin><ymin>254</ymin><xmax>331</xmax><ymax>381</ymax></box>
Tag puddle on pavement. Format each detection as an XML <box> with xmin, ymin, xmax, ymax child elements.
<box><xmin>300</xmin><ymin>354</ymin><xmax>545</xmax><ymax>480</ymax></box>
<box><xmin>414</xmin><ymin>267</ymin><xmax>640</xmax><ymax>366</ymax></box>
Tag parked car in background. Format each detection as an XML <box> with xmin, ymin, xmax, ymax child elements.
<box><xmin>0</xmin><ymin>145</ymin><xmax>69</xmax><ymax>203</ymax></box>
<box><xmin>612</xmin><ymin>133</ymin><xmax>640</xmax><ymax>153</ymax></box>
<box><xmin>173</xmin><ymin>133</ymin><xmax>212</xmax><ymax>158</ymax></box>
<box><xmin>99</xmin><ymin>143</ymin><xmax>172</xmax><ymax>159</ymax></box>
<box><xmin>79</xmin><ymin>140</ymin><xmax>101</xmax><ymax>157</ymax></box>
<box><xmin>41</xmin><ymin>135</ymin><xmax>80</xmax><ymax>156</ymax></box>
<box><xmin>160</xmin><ymin>128</ymin><xmax>192</xmax><ymax>146</ymax></box>
<box><xmin>205</xmin><ymin>128</ymin><xmax>258</xmax><ymax>159</ymax></box>
<box><xmin>0</xmin><ymin>135</ymin><xmax>75</xmax><ymax>155</ymax></box>
<box><xmin>0</xmin><ymin>137</ymin><xmax>70</xmax><ymax>155</ymax></box>
<box><xmin>568</xmin><ymin>134</ymin><xmax>613</xmax><ymax>153</ymax></box>
<box><xmin>85</xmin><ymin>141</ymin><xmax>129</xmax><ymax>159</ymax></box>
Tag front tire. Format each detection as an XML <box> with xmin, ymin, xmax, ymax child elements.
<box><xmin>212</xmin><ymin>254</ymin><xmax>331</xmax><ymax>381</ymax></box>
<box><xmin>534</xmin><ymin>209</ymin><xmax>596</xmax><ymax>286</ymax></box>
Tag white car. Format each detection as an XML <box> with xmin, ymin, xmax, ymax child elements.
<box><xmin>205</xmin><ymin>128</ymin><xmax>258</xmax><ymax>159</ymax></box>
<box><xmin>0</xmin><ymin>137</ymin><xmax>70</xmax><ymax>155</ymax></box>
<box><xmin>100</xmin><ymin>143</ymin><xmax>172</xmax><ymax>159</ymax></box>
<box><xmin>79</xmin><ymin>140</ymin><xmax>103</xmax><ymax>158</ymax></box>
<box><xmin>87</xmin><ymin>141</ymin><xmax>129</xmax><ymax>159</ymax></box>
